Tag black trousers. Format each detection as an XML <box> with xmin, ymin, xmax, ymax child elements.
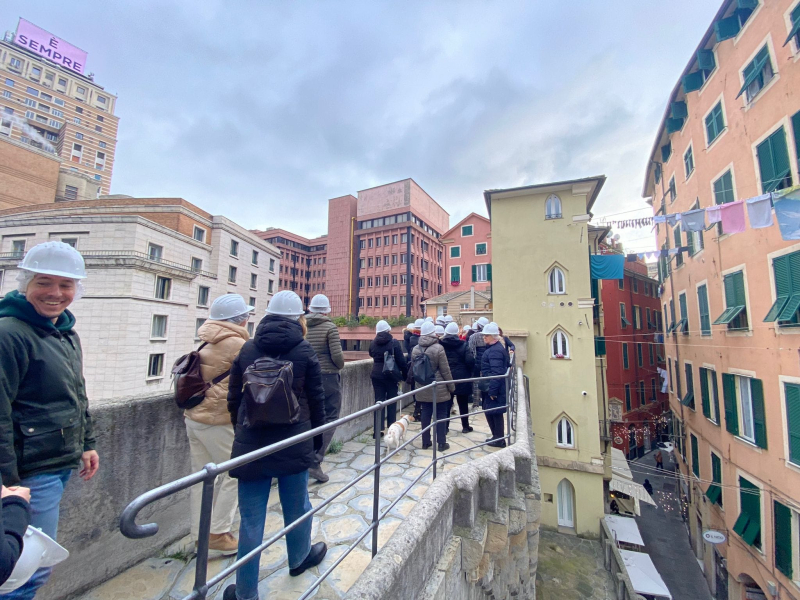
<box><xmin>372</xmin><ymin>377</ymin><xmax>399</xmax><ymax>431</ymax></box>
<box><xmin>419</xmin><ymin>401</ymin><xmax>449</xmax><ymax>447</ymax></box>
<box><xmin>455</xmin><ymin>393</ymin><xmax>471</xmax><ymax>429</ymax></box>
<box><xmin>485</xmin><ymin>411</ymin><xmax>505</xmax><ymax>442</ymax></box>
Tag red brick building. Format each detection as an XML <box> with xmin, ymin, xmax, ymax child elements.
<box><xmin>257</xmin><ymin>228</ymin><xmax>327</xmax><ymax>308</ymax></box>
<box><xmin>441</xmin><ymin>212</ymin><xmax>491</xmax><ymax>293</ymax></box>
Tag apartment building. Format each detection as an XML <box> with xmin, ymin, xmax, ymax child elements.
<box><xmin>259</xmin><ymin>228</ymin><xmax>327</xmax><ymax>308</ymax></box>
<box><xmin>0</xmin><ymin>197</ymin><xmax>279</xmax><ymax>401</ymax></box>
<box><xmin>0</xmin><ymin>22</ymin><xmax>118</xmax><ymax>196</ymax></box>
<box><xmin>441</xmin><ymin>212</ymin><xmax>492</xmax><ymax>293</ymax></box>
<box><xmin>643</xmin><ymin>1</ymin><xmax>800</xmax><ymax>597</ymax></box>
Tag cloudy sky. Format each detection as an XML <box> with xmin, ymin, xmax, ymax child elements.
<box><xmin>7</xmin><ymin>1</ymin><xmax>722</xmax><ymax>252</ymax></box>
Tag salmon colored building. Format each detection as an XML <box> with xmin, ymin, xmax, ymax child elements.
<box><xmin>643</xmin><ymin>0</ymin><xmax>800</xmax><ymax>597</ymax></box>
<box><xmin>441</xmin><ymin>212</ymin><xmax>492</xmax><ymax>293</ymax></box>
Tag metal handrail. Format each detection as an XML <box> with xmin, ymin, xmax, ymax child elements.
<box><xmin>120</xmin><ymin>355</ymin><xmax>519</xmax><ymax>600</ymax></box>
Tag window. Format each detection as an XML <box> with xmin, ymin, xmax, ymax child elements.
<box><xmin>73</xmin><ymin>117</ymin><xmax>81</xmax><ymax>125</ymax></box>
<box><xmin>190</xmin><ymin>257</ymin><xmax>203</xmax><ymax>272</ymax></box>
<box><xmin>383</xmin><ymin>255</ymin><xmax>390</xmax><ymax>266</ymax></box>
<box><xmin>147</xmin><ymin>354</ymin><xmax>165</xmax><ymax>378</ymax></box>
<box><xmin>61</xmin><ymin>238</ymin><xmax>78</xmax><ymax>248</ymax></box>
<box><xmin>392</xmin><ymin>274</ymin><xmax>398</xmax><ymax>285</ymax></box>
<box><xmin>684</xmin><ymin>145</ymin><xmax>695</xmax><ymax>179</ymax></box>
<box><xmin>375</xmin><ymin>237</ymin><xmax>381</xmax><ymax>247</ymax></box>
<box><xmin>668</xmin><ymin>176</ymin><xmax>677</xmax><ymax>203</ymax></box>
<box><xmin>359</xmin><ymin>239</ymin><xmax>366</xmax><ymax>250</ymax></box>
<box><xmin>681</xmin><ymin>363</ymin><xmax>695</xmax><ymax>410</ymax></box>
<box><xmin>472</xmin><ymin>264</ymin><xmax>490</xmax><ymax>283</ymax></box>
<box><xmin>705</xmin><ymin>102</ymin><xmax>725</xmax><ymax>146</ymax></box>
<box><xmin>192</xmin><ymin>226</ymin><xmax>205</xmax><ymax>242</ymax></box>
<box><xmin>155</xmin><ymin>276</ymin><xmax>171</xmax><ymax>300</ymax></box>
<box><xmin>673</xmin><ymin>224</ymin><xmax>684</xmax><ymax>268</ymax></box>
<box><xmin>738</xmin><ymin>46</ymin><xmax>774</xmax><ymax>103</ymax></box>
<box><xmin>687</xmin><ymin>202</ymin><xmax>704</xmax><ymax>256</ymax></box>
<box><xmin>148</xmin><ymin>243</ymin><xmax>163</xmax><ymax>262</ymax></box>
<box><xmin>71</xmin><ymin>143</ymin><xmax>82</xmax><ymax>163</ymax></box>
<box><xmin>450</xmin><ymin>246</ymin><xmax>460</xmax><ymax>258</ymax></box>
<box><xmin>1</xmin><ymin>90</ymin><xmax>10</xmax><ymax>99</ymax></box>
<box><xmin>625</xmin><ymin>384</ymin><xmax>632</xmax><ymax>411</ymax></box>
<box><xmin>51</xmin><ymin>109</ymin><xmax>62</xmax><ymax>118</ymax></box>
<box><xmin>639</xmin><ymin>381</ymin><xmax>646</xmax><ymax>406</ymax></box>
<box><xmin>4</xmin><ymin>78</ymin><xmax>13</xmax><ymax>87</ymax></box>
<box><xmin>704</xmin><ymin>452</ymin><xmax>723</xmax><ymax>506</ymax></box>
<box><xmin>461</xmin><ymin>225</ymin><xmax>473</xmax><ymax>237</ymax></box>
<box><xmin>228</xmin><ymin>266</ymin><xmax>237</xmax><ymax>284</ymax></box>
<box><xmin>785</xmin><ymin>383</ymin><xmax>800</xmax><ymax>466</ymax></box>
<box><xmin>713</xmin><ymin>271</ymin><xmax>748</xmax><ymax>330</ymax></box>
<box><xmin>75</xmin><ymin>133</ymin><xmax>84</xmax><ymax>141</ymax></box>
<box><xmin>764</xmin><ymin>251</ymin><xmax>800</xmax><ymax>326</ymax></box>
<box><xmin>269</xmin><ymin>258</ymin><xmax>275</xmax><ymax>272</ymax></box>
<box><xmin>151</xmin><ymin>315</ymin><xmax>168</xmax><ymax>339</ymax></box>
<box><xmin>548</xmin><ymin>267</ymin><xmax>565</xmax><ymax>294</ymax></box>
<box><xmin>246</xmin><ymin>322</ymin><xmax>255</xmax><ymax>337</ymax></box>
<box><xmin>26</xmin><ymin>87</ymin><xmax>39</xmax><ymax>97</ymax></box>
<box><xmin>551</xmin><ymin>330</ymin><xmax>569</xmax><ymax>358</ymax></box>
<box><xmin>722</xmin><ymin>374</ymin><xmax>766</xmax><ymax>447</ymax></box>
<box><xmin>475</xmin><ymin>242</ymin><xmax>487</xmax><ymax>256</ymax></box>
<box><xmin>359</xmin><ymin>258</ymin><xmax>366</xmax><ymax>269</ymax></box>
<box><xmin>30</xmin><ymin>67</ymin><xmax>41</xmax><ymax>81</ymax></box>
<box><xmin>97</xmin><ymin>95</ymin><xmax>107</xmax><ymax>106</ymax></box>
<box><xmin>622</xmin><ymin>343</ymin><xmax>629</xmax><ymax>369</ymax></box>
<box><xmin>9</xmin><ymin>58</ymin><xmax>21</xmax><ymax>70</ymax></box>
<box><xmin>545</xmin><ymin>194</ymin><xmax>562</xmax><ymax>219</ymax></box>
<box><xmin>95</xmin><ymin>151</ymin><xmax>105</xmax><ymax>170</ymax></box>
<box><xmin>620</xmin><ymin>303</ymin><xmax>629</xmax><ymax>329</ymax></box>
<box><xmin>11</xmin><ymin>240</ymin><xmax>26</xmax><ymax>257</ymax></box>
<box><xmin>633</xmin><ymin>306</ymin><xmax>642</xmax><ymax>330</ymax></box>
<box><xmin>699</xmin><ymin>367</ymin><xmax>720</xmax><ymax>424</ymax></box>
<box><xmin>690</xmin><ymin>434</ymin><xmax>699</xmax><ymax>477</ymax></box>
<box><xmin>76</xmin><ymin>86</ymin><xmax>86</xmax><ymax>98</ymax></box>
<box><xmin>230</xmin><ymin>240</ymin><xmax>239</xmax><ymax>257</ymax></box>
<box><xmin>383</xmin><ymin>276</ymin><xmax>389</xmax><ymax>286</ymax></box>
<box><xmin>713</xmin><ymin>171</ymin><xmax>735</xmax><ymax>217</ymax></box>
<box><xmin>697</xmin><ymin>284</ymin><xmax>711</xmax><ymax>335</ymax></box>
<box><xmin>733</xmin><ymin>476</ymin><xmax>761</xmax><ymax>549</ymax></box>
<box><xmin>367</xmin><ymin>277</ymin><xmax>372</xmax><ymax>287</ymax></box>
<box><xmin>677</xmin><ymin>293</ymin><xmax>688</xmax><ymax>334</ymax></box>
<box><xmin>649</xmin><ymin>343</ymin><xmax>655</xmax><ymax>365</ymax></box>
<box><xmin>400</xmin><ymin>274</ymin><xmax>407</xmax><ymax>285</ymax></box>
<box><xmin>392</xmin><ymin>234</ymin><xmax>398</xmax><ymax>244</ymax></box>
<box><xmin>368</xmin><ymin>238</ymin><xmax>373</xmax><ymax>249</ymax></box>
<box><xmin>756</xmin><ymin>126</ymin><xmax>793</xmax><ymax>193</ymax></box>
<box><xmin>368</xmin><ymin>258</ymin><xmax>373</xmax><ymax>268</ymax></box>
<box><xmin>99</xmin><ymin>141</ymin><xmax>106</xmax><ymax>148</ymax></box>
<box><xmin>637</xmin><ymin>343</ymin><xmax>643</xmax><ymax>368</ymax></box>
<box><xmin>556</xmin><ymin>418</ymin><xmax>574</xmax><ymax>447</ymax></box>
<box><xmin>250</xmin><ymin>250</ymin><xmax>259</xmax><ymax>266</ymax></box>
<box><xmin>250</xmin><ymin>274</ymin><xmax>258</xmax><ymax>289</ymax></box>
<box><xmin>391</xmin><ymin>254</ymin><xmax>398</xmax><ymax>265</ymax></box>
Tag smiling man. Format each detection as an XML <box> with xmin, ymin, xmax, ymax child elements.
<box><xmin>0</xmin><ymin>241</ymin><xmax>98</xmax><ymax>600</ymax></box>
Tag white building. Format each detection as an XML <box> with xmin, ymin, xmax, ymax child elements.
<box><xmin>0</xmin><ymin>197</ymin><xmax>280</xmax><ymax>401</ymax></box>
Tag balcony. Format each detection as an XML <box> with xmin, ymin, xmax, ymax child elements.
<box><xmin>599</xmin><ymin>419</ymin><xmax>615</xmax><ymax>442</ymax></box>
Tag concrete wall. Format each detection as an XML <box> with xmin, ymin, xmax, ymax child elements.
<box><xmin>46</xmin><ymin>359</ymin><xmax>381</xmax><ymax>600</ymax></box>
<box><xmin>345</xmin><ymin>369</ymin><xmax>541</xmax><ymax>600</ymax></box>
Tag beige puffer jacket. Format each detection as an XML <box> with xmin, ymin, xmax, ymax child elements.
<box><xmin>184</xmin><ymin>320</ymin><xmax>249</xmax><ymax>426</ymax></box>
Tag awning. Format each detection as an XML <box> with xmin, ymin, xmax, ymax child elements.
<box><xmin>610</xmin><ymin>475</ymin><xmax>656</xmax><ymax>506</ymax></box>
<box><xmin>611</xmin><ymin>447</ymin><xmax>633</xmax><ymax>479</ymax></box>
<box><xmin>620</xmin><ymin>550</ymin><xmax>672</xmax><ymax>599</ymax></box>
<box><xmin>604</xmin><ymin>515</ymin><xmax>645</xmax><ymax>546</ymax></box>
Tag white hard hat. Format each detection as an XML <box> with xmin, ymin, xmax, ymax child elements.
<box><xmin>209</xmin><ymin>294</ymin><xmax>253</xmax><ymax>320</ymax></box>
<box><xmin>406</xmin><ymin>323</ymin><xmax>415</xmax><ymax>330</ymax></box>
<box><xmin>482</xmin><ymin>322</ymin><xmax>500</xmax><ymax>335</ymax></box>
<box><xmin>435</xmin><ymin>316</ymin><xmax>446</xmax><ymax>325</ymax></box>
<box><xmin>265</xmin><ymin>290</ymin><xmax>305</xmax><ymax>317</ymax></box>
<box><xmin>308</xmin><ymin>294</ymin><xmax>331</xmax><ymax>313</ymax></box>
<box><xmin>477</xmin><ymin>317</ymin><xmax>490</xmax><ymax>326</ymax></box>
<box><xmin>444</xmin><ymin>315</ymin><xmax>454</xmax><ymax>323</ymax></box>
<box><xmin>463</xmin><ymin>325</ymin><xmax>471</xmax><ymax>331</ymax></box>
<box><xmin>424</xmin><ymin>316</ymin><xmax>434</xmax><ymax>323</ymax></box>
<box><xmin>376</xmin><ymin>320</ymin><xmax>391</xmax><ymax>333</ymax></box>
<box><xmin>0</xmin><ymin>526</ymin><xmax>69</xmax><ymax>593</ymax></box>
<box><xmin>434</xmin><ymin>325</ymin><xmax>445</xmax><ymax>335</ymax></box>
<box><xmin>420</xmin><ymin>321</ymin><xmax>436</xmax><ymax>336</ymax></box>
<box><xmin>18</xmin><ymin>241</ymin><xmax>86</xmax><ymax>279</ymax></box>
<box><xmin>414</xmin><ymin>319</ymin><xmax>424</xmax><ymax>328</ymax></box>
<box><xmin>445</xmin><ymin>322</ymin><xmax>459</xmax><ymax>335</ymax></box>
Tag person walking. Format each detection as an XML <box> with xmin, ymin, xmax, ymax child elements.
<box><xmin>0</xmin><ymin>242</ymin><xmax>99</xmax><ymax>600</ymax></box>
<box><xmin>369</xmin><ymin>321</ymin><xmax>408</xmax><ymax>435</ymax></box>
<box><xmin>439</xmin><ymin>322</ymin><xmax>475</xmax><ymax>433</ymax></box>
<box><xmin>409</xmin><ymin>321</ymin><xmax>454</xmax><ymax>451</ymax></box>
<box><xmin>304</xmin><ymin>294</ymin><xmax>344</xmax><ymax>484</ymax></box>
<box><xmin>184</xmin><ymin>294</ymin><xmax>252</xmax><ymax>557</ymax></box>
<box><xmin>655</xmin><ymin>449</ymin><xmax>664</xmax><ymax>470</ymax></box>
<box><xmin>643</xmin><ymin>479</ymin><xmax>654</xmax><ymax>496</ymax></box>
<box><xmin>224</xmin><ymin>291</ymin><xmax>326</xmax><ymax>600</ymax></box>
<box><xmin>407</xmin><ymin>319</ymin><xmax>423</xmax><ymax>361</ymax></box>
<box><xmin>468</xmin><ymin>316</ymin><xmax>490</xmax><ymax>406</ymax></box>
<box><xmin>480</xmin><ymin>322</ymin><xmax>510</xmax><ymax>448</ymax></box>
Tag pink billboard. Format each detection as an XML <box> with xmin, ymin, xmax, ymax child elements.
<box><xmin>14</xmin><ymin>19</ymin><xmax>88</xmax><ymax>75</ymax></box>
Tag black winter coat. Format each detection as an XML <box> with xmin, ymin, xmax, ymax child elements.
<box><xmin>403</xmin><ymin>329</ymin><xmax>412</xmax><ymax>353</ymax></box>
<box><xmin>481</xmin><ymin>341</ymin><xmax>509</xmax><ymax>414</ymax></box>
<box><xmin>407</xmin><ymin>334</ymin><xmax>419</xmax><ymax>360</ymax></box>
<box><xmin>369</xmin><ymin>332</ymin><xmax>408</xmax><ymax>380</ymax></box>
<box><xmin>0</xmin><ymin>473</ymin><xmax>30</xmax><ymax>586</ymax></box>
<box><xmin>227</xmin><ymin>316</ymin><xmax>325</xmax><ymax>480</ymax></box>
<box><xmin>439</xmin><ymin>335</ymin><xmax>474</xmax><ymax>396</ymax></box>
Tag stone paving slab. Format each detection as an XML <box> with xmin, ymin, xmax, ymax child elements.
<box><xmin>77</xmin><ymin>406</ymin><xmax>503</xmax><ymax>600</ymax></box>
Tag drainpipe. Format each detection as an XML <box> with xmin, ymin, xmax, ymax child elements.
<box><xmin>470</xmin><ymin>285</ymin><xmax>475</xmax><ymax>309</ymax></box>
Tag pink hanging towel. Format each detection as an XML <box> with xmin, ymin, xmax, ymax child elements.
<box><xmin>706</xmin><ymin>205</ymin><xmax>722</xmax><ymax>224</ymax></box>
<box><xmin>720</xmin><ymin>201</ymin><xmax>745</xmax><ymax>234</ymax></box>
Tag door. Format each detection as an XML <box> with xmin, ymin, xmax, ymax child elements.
<box><xmin>557</xmin><ymin>479</ymin><xmax>574</xmax><ymax>528</ymax></box>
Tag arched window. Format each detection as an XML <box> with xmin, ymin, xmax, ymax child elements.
<box><xmin>557</xmin><ymin>418</ymin><xmax>574</xmax><ymax>447</ymax></box>
<box><xmin>545</xmin><ymin>194</ymin><xmax>562</xmax><ymax>220</ymax></box>
<box><xmin>548</xmin><ymin>267</ymin><xmax>566</xmax><ymax>294</ymax></box>
<box><xmin>557</xmin><ymin>479</ymin><xmax>575</xmax><ymax>528</ymax></box>
<box><xmin>551</xmin><ymin>330</ymin><xmax>569</xmax><ymax>358</ymax></box>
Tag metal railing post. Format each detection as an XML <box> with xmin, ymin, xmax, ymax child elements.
<box><xmin>506</xmin><ymin>368</ymin><xmax>512</xmax><ymax>441</ymax></box>
<box><xmin>371</xmin><ymin>408</ymin><xmax>381</xmax><ymax>557</ymax></box>
<box><xmin>194</xmin><ymin>470</ymin><xmax>216</xmax><ymax>598</ymax></box>
<box><xmin>432</xmin><ymin>382</ymin><xmax>438</xmax><ymax>480</ymax></box>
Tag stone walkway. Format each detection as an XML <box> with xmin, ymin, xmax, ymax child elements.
<box><xmin>535</xmin><ymin>529</ymin><xmax>615</xmax><ymax>600</ymax></box>
<box><xmin>77</xmin><ymin>407</ymin><xmax>502</xmax><ymax>600</ymax></box>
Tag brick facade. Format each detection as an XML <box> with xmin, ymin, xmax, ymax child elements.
<box><xmin>0</xmin><ymin>136</ymin><xmax>61</xmax><ymax>209</ymax></box>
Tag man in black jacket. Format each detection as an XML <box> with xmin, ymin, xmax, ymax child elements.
<box><xmin>439</xmin><ymin>323</ymin><xmax>475</xmax><ymax>433</ymax></box>
<box><xmin>0</xmin><ymin>242</ymin><xmax>98</xmax><ymax>599</ymax></box>
<box><xmin>369</xmin><ymin>321</ymin><xmax>408</xmax><ymax>435</ymax></box>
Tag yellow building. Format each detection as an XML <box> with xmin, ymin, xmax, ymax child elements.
<box><xmin>485</xmin><ymin>176</ymin><xmax>607</xmax><ymax>537</ymax></box>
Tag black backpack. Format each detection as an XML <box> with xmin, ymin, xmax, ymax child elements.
<box><xmin>242</xmin><ymin>355</ymin><xmax>301</xmax><ymax>426</ymax></box>
<box><xmin>382</xmin><ymin>344</ymin><xmax>402</xmax><ymax>381</ymax></box>
<box><xmin>172</xmin><ymin>343</ymin><xmax>231</xmax><ymax>409</ymax></box>
<box><xmin>412</xmin><ymin>347</ymin><xmax>436</xmax><ymax>386</ymax></box>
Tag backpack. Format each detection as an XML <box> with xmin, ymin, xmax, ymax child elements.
<box><xmin>382</xmin><ymin>344</ymin><xmax>402</xmax><ymax>382</ymax></box>
<box><xmin>172</xmin><ymin>343</ymin><xmax>231</xmax><ymax>409</ymax></box>
<box><xmin>241</xmin><ymin>355</ymin><xmax>301</xmax><ymax>426</ymax></box>
<box><xmin>412</xmin><ymin>347</ymin><xmax>436</xmax><ymax>386</ymax></box>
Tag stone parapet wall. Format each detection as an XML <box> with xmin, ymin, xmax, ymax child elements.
<box><xmin>599</xmin><ymin>519</ymin><xmax>646</xmax><ymax>600</ymax></box>
<box><xmin>345</xmin><ymin>368</ymin><xmax>540</xmax><ymax>600</ymax></box>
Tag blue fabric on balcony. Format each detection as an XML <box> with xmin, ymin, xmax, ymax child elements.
<box><xmin>774</xmin><ymin>189</ymin><xmax>800</xmax><ymax>240</ymax></box>
<box><xmin>590</xmin><ymin>255</ymin><xmax>624</xmax><ymax>280</ymax></box>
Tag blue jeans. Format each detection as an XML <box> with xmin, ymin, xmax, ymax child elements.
<box><xmin>0</xmin><ymin>470</ymin><xmax>71</xmax><ymax>599</ymax></box>
<box><xmin>235</xmin><ymin>472</ymin><xmax>312</xmax><ymax>600</ymax></box>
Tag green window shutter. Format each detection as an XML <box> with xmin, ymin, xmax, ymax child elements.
<box><xmin>673</xmin><ymin>225</ymin><xmax>681</xmax><ymax>249</ymax></box>
<box><xmin>786</xmin><ymin>383</ymin><xmax>800</xmax><ymax>465</ymax></box>
<box><xmin>758</xmin><ymin>127</ymin><xmax>792</xmax><ymax>193</ymax></box>
<box><xmin>671</xmin><ymin>101</ymin><xmax>688</xmax><ymax>119</ymax></box>
<box><xmin>686</xmin><ymin>226</ymin><xmax>695</xmax><ymax>256</ymax></box>
<box><xmin>661</xmin><ymin>143</ymin><xmax>672</xmax><ymax>162</ymax></box>
<box><xmin>737</xmin><ymin>47</ymin><xmax>771</xmax><ymax>98</ymax></box>
<box><xmin>775</xmin><ymin>501</ymin><xmax>793</xmax><ymax>578</ymax></box>
<box><xmin>705</xmin><ymin>103</ymin><xmax>725</xmax><ymax>144</ymax></box>
<box><xmin>778</xmin><ymin>294</ymin><xmax>800</xmax><ymax>322</ymax></box>
<box><xmin>793</xmin><ymin>111</ymin><xmax>800</xmax><ymax>173</ymax></box>
<box><xmin>714</xmin><ymin>171</ymin><xmax>735</xmax><ymax>205</ymax></box>
<box><xmin>594</xmin><ymin>336</ymin><xmax>606</xmax><ymax>356</ymax></box>
<box><xmin>712</xmin><ymin>453</ymin><xmax>721</xmax><ymax>484</ymax></box>
<box><xmin>712</xmin><ymin>372</ymin><xmax>721</xmax><ymax>426</ymax></box>
<box><xmin>654</xmin><ymin>162</ymin><xmax>662</xmax><ymax>184</ymax></box>
<box><xmin>450</xmin><ymin>266</ymin><xmax>460</xmax><ymax>283</ymax></box>
<box><xmin>751</xmin><ymin>378</ymin><xmax>767</xmax><ymax>449</ymax></box>
<box><xmin>733</xmin><ymin>512</ymin><xmax>751</xmax><ymax>536</ymax></box>
<box><xmin>723</xmin><ymin>373</ymin><xmax>739</xmax><ymax>435</ymax></box>
<box><xmin>666</xmin><ymin>117</ymin><xmax>685</xmax><ymax>134</ymax></box>
<box><xmin>785</xmin><ymin>6</ymin><xmax>800</xmax><ymax>46</ymax></box>
<box><xmin>715</xmin><ymin>15</ymin><xmax>741</xmax><ymax>41</ymax></box>
<box><xmin>739</xmin><ymin>477</ymin><xmax>761</xmax><ymax>547</ymax></box>
<box><xmin>698</xmin><ymin>284</ymin><xmax>711</xmax><ymax>334</ymax></box>
<box><xmin>700</xmin><ymin>368</ymin><xmax>711</xmax><ymax>418</ymax></box>
<box><xmin>732</xmin><ymin>271</ymin><xmax>747</xmax><ymax>306</ymax></box>
<box><xmin>691</xmin><ymin>434</ymin><xmax>699</xmax><ymax>477</ymax></box>
<box><xmin>683</xmin><ymin>71</ymin><xmax>704</xmax><ymax>93</ymax></box>
<box><xmin>486</xmin><ymin>264</ymin><xmax>492</xmax><ymax>281</ymax></box>
<box><xmin>713</xmin><ymin>273</ymin><xmax>746</xmax><ymax>325</ymax></box>
<box><xmin>697</xmin><ymin>49</ymin><xmax>716</xmax><ymax>71</ymax></box>
<box><xmin>679</xmin><ymin>293</ymin><xmax>688</xmax><ymax>321</ymax></box>
<box><xmin>737</xmin><ymin>0</ymin><xmax>757</xmax><ymax>9</ymax></box>
<box><xmin>705</xmin><ymin>483</ymin><xmax>722</xmax><ymax>505</ymax></box>
<box><xmin>471</xmin><ymin>265</ymin><xmax>477</xmax><ymax>282</ymax></box>
<box><xmin>622</xmin><ymin>343</ymin><xmax>629</xmax><ymax>369</ymax></box>
<box><xmin>765</xmin><ymin>255</ymin><xmax>791</xmax><ymax>321</ymax></box>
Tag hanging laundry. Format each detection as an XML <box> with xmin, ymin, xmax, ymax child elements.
<box><xmin>646</xmin><ymin>251</ymin><xmax>660</xmax><ymax>261</ymax></box>
<box><xmin>657</xmin><ymin>368</ymin><xmax>669</xmax><ymax>393</ymax></box>
<box><xmin>637</xmin><ymin>253</ymin><xmax>646</xmax><ymax>260</ymax></box>
<box><xmin>668</xmin><ymin>248</ymin><xmax>679</xmax><ymax>256</ymax></box>
<box><xmin>720</xmin><ymin>200</ymin><xmax>746</xmax><ymax>234</ymax></box>
<box><xmin>745</xmin><ymin>193</ymin><xmax>773</xmax><ymax>229</ymax></box>
<box><xmin>706</xmin><ymin>205</ymin><xmax>722</xmax><ymax>224</ymax></box>
<box><xmin>774</xmin><ymin>189</ymin><xmax>800</xmax><ymax>240</ymax></box>
<box><xmin>590</xmin><ymin>254</ymin><xmax>625</xmax><ymax>279</ymax></box>
<box><xmin>653</xmin><ymin>215</ymin><xmax>667</xmax><ymax>224</ymax></box>
<box><xmin>665</xmin><ymin>214</ymin><xmax>680</xmax><ymax>227</ymax></box>
<box><xmin>681</xmin><ymin>208</ymin><xmax>706</xmax><ymax>232</ymax></box>
<box><xmin>659</xmin><ymin>249</ymin><xmax>670</xmax><ymax>258</ymax></box>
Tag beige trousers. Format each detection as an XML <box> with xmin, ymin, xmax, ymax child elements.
<box><xmin>185</xmin><ymin>418</ymin><xmax>239</xmax><ymax>538</ymax></box>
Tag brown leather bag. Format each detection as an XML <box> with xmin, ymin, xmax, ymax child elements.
<box><xmin>172</xmin><ymin>343</ymin><xmax>231</xmax><ymax>409</ymax></box>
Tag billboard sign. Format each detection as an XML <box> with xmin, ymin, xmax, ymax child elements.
<box><xmin>14</xmin><ymin>19</ymin><xmax>87</xmax><ymax>75</ymax></box>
